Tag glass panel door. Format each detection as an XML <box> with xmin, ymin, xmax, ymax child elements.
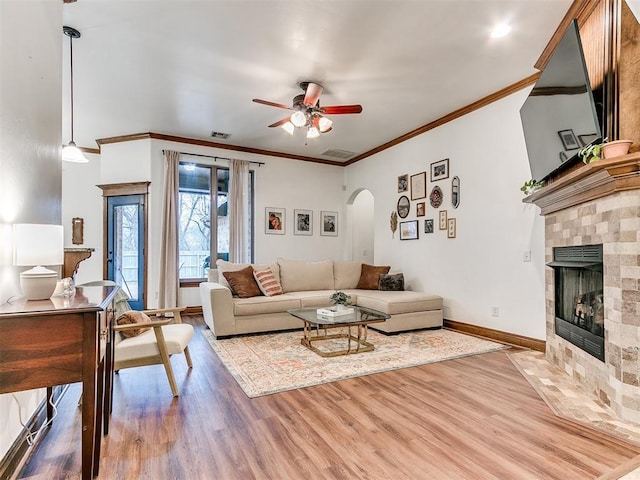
<box><xmin>107</xmin><ymin>195</ymin><xmax>144</xmax><ymax>310</ymax></box>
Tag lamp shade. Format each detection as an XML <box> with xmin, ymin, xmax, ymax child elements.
<box><xmin>13</xmin><ymin>224</ymin><xmax>64</xmax><ymax>266</ymax></box>
<box><xmin>13</xmin><ymin>224</ymin><xmax>64</xmax><ymax>300</ymax></box>
<box><xmin>62</xmin><ymin>142</ymin><xmax>89</xmax><ymax>163</ymax></box>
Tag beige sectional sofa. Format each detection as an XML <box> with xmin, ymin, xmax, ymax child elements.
<box><xmin>199</xmin><ymin>258</ymin><xmax>443</xmax><ymax>338</ymax></box>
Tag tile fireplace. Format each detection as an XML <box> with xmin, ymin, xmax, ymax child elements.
<box><xmin>526</xmin><ymin>153</ymin><xmax>640</xmax><ymax>423</ymax></box>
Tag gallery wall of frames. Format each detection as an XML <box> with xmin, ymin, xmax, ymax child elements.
<box><xmin>265</xmin><ymin>207</ymin><xmax>339</xmax><ymax>237</ymax></box>
<box><xmin>393</xmin><ymin>158</ymin><xmax>460</xmax><ymax>241</ymax></box>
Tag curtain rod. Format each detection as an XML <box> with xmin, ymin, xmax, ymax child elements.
<box><xmin>162</xmin><ymin>150</ymin><xmax>264</xmax><ymax>166</ymax></box>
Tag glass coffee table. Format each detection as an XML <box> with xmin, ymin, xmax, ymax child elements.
<box><xmin>287</xmin><ymin>306</ymin><xmax>389</xmax><ymax>357</ymax></box>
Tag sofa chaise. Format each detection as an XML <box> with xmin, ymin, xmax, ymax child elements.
<box><xmin>200</xmin><ymin>258</ymin><xmax>443</xmax><ymax>338</ymax></box>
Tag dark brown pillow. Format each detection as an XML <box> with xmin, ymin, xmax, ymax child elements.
<box><xmin>222</xmin><ymin>266</ymin><xmax>262</xmax><ymax>298</ymax></box>
<box><xmin>356</xmin><ymin>264</ymin><xmax>391</xmax><ymax>290</ymax></box>
<box><xmin>117</xmin><ymin>310</ymin><xmax>152</xmax><ymax>338</ymax></box>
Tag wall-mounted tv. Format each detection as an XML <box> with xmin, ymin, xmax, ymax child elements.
<box><xmin>520</xmin><ymin>20</ymin><xmax>602</xmax><ymax>182</ymax></box>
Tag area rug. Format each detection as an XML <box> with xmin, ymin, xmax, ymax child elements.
<box><xmin>203</xmin><ymin>328</ymin><xmax>509</xmax><ymax>398</ymax></box>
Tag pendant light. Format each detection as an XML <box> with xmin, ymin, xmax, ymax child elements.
<box><xmin>62</xmin><ymin>26</ymin><xmax>88</xmax><ymax>163</ymax></box>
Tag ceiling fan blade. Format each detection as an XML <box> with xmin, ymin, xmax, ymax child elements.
<box><xmin>303</xmin><ymin>82</ymin><xmax>323</xmax><ymax>107</ymax></box>
<box><xmin>321</xmin><ymin>104</ymin><xmax>363</xmax><ymax>115</ymax></box>
<box><xmin>268</xmin><ymin>117</ymin><xmax>291</xmax><ymax>128</ymax></box>
<box><xmin>253</xmin><ymin>98</ymin><xmax>293</xmax><ymax>110</ymax></box>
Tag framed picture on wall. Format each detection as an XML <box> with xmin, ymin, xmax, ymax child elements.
<box><xmin>398</xmin><ymin>174</ymin><xmax>409</xmax><ymax>193</ymax></box>
<box><xmin>320</xmin><ymin>211</ymin><xmax>338</xmax><ymax>236</ymax></box>
<box><xmin>425</xmin><ymin>219</ymin><xmax>434</xmax><ymax>233</ymax></box>
<box><xmin>439</xmin><ymin>210</ymin><xmax>448</xmax><ymax>230</ymax></box>
<box><xmin>399</xmin><ymin>220</ymin><xmax>419</xmax><ymax>240</ymax></box>
<box><xmin>293</xmin><ymin>209</ymin><xmax>312</xmax><ymax>236</ymax></box>
<box><xmin>265</xmin><ymin>207</ymin><xmax>285</xmax><ymax>235</ymax></box>
<box><xmin>430</xmin><ymin>158</ymin><xmax>449</xmax><ymax>182</ymax></box>
<box><xmin>416</xmin><ymin>202</ymin><xmax>425</xmax><ymax>217</ymax></box>
<box><xmin>410</xmin><ymin>172</ymin><xmax>427</xmax><ymax>200</ymax></box>
<box><xmin>397</xmin><ymin>195</ymin><xmax>410</xmax><ymax>219</ymax></box>
<box><xmin>447</xmin><ymin>218</ymin><xmax>457</xmax><ymax>238</ymax></box>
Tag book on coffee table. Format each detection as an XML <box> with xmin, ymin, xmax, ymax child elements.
<box><xmin>316</xmin><ymin>306</ymin><xmax>355</xmax><ymax>319</ymax></box>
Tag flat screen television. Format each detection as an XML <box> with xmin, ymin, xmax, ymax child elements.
<box><xmin>520</xmin><ymin>20</ymin><xmax>603</xmax><ymax>182</ymax></box>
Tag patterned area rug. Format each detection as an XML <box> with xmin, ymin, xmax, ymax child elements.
<box><xmin>203</xmin><ymin>328</ymin><xmax>509</xmax><ymax>397</ymax></box>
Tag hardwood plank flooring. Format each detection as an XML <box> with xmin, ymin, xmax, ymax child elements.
<box><xmin>16</xmin><ymin>316</ymin><xmax>640</xmax><ymax>480</ymax></box>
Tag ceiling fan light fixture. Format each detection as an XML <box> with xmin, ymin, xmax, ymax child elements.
<box><xmin>281</xmin><ymin>121</ymin><xmax>295</xmax><ymax>135</ymax></box>
<box><xmin>306</xmin><ymin>126</ymin><xmax>320</xmax><ymax>139</ymax></box>
<box><xmin>290</xmin><ymin>110</ymin><xmax>307</xmax><ymax>128</ymax></box>
<box><xmin>318</xmin><ymin>115</ymin><xmax>333</xmax><ymax>133</ymax></box>
<box><xmin>61</xmin><ymin>141</ymin><xmax>88</xmax><ymax>163</ymax></box>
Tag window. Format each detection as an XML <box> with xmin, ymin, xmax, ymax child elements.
<box><xmin>178</xmin><ymin>162</ymin><xmax>253</xmax><ymax>281</ymax></box>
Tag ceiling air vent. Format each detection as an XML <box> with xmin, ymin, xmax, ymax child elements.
<box><xmin>211</xmin><ymin>131</ymin><xmax>231</xmax><ymax>140</ymax></box>
<box><xmin>321</xmin><ymin>149</ymin><xmax>356</xmax><ymax>160</ymax></box>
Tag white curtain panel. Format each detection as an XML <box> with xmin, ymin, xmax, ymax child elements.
<box><xmin>229</xmin><ymin>159</ymin><xmax>250</xmax><ymax>263</ymax></box>
<box><xmin>159</xmin><ymin>150</ymin><xmax>180</xmax><ymax>308</ymax></box>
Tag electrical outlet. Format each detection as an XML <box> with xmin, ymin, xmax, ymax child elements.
<box><xmin>491</xmin><ymin>306</ymin><xmax>500</xmax><ymax>317</ymax></box>
<box><xmin>523</xmin><ymin>250</ymin><xmax>531</xmax><ymax>262</ymax></box>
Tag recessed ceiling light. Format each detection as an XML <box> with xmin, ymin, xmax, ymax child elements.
<box><xmin>490</xmin><ymin>24</ymin><xmax>511</xmax><ymax>39</ymax></box>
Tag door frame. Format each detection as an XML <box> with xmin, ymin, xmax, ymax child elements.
<box><xmin>97</xmin><ymin>181</ymin><xmax>150</xmax><ymax>308</ymax></box>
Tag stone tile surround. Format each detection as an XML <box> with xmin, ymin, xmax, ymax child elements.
<box><xmin>544</xmin><ymin>189</ymin><xmax>640</xmax><ymax>423</ymax></box>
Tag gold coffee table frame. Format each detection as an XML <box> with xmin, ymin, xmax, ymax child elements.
<box><xmin>288</xmin><ymin>307</ymin><xmax>389</xmax><ymax>357</ymax></box>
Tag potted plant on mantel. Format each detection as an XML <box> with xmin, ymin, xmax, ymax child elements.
<box><xmin>579</xmin><ymin>138</ymin><xmax>634</xmax><ymax>164</ymax></box>
<box><xmin>520</xmin><ymin>179</ymin><xmax>544</xmax><ymax>195</ymax></box>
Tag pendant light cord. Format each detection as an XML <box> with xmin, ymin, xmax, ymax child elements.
<box><xmin>69</xmin><ymin>32</ymin><xmax>75</xmax><ymax>143</ymax></box>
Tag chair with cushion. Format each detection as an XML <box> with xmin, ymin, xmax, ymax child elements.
<box><xmin>79</xmin><ymin>280</ymin><xmax>194</xmax><ymax>397</ymax></box>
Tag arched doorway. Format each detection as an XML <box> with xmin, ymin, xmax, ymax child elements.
<box><xmin>347</xmin><ymin>189</ymin><xmax>374</xmax><ymax>263</ymax></box>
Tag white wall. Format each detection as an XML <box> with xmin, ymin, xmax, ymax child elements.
<box><xmin>346</xmin><ymin>89</ymin><xmax>546</xmax><ymax>340</ymax></box>
<box><xmin>62</xmin><ymin>152</ymin><xmax>103</xmax><ymax>285</ymax></box>
<box><xmin>0</xmin><ymin>0</ymin><xmax>62</xmax><ymax>460</ymax></box>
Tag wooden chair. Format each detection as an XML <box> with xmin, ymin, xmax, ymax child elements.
<box><xmin>79</xmin><ymin>281</ymin><xmax>194</xmax><ymax>397</ymax></box>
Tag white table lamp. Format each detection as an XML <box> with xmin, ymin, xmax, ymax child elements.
<box><xmin>13</xmin><ymin>224</ymin><xmax>64</xmax><ymax>300</ymax></box>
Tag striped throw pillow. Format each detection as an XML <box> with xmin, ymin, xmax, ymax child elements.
<box><xmin>253</xmin><ymin>268</ymin><xmax>283</xmax><ymax>296</ymax></box>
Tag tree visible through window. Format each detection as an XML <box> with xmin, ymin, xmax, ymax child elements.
<box><xmin>178</xmin><ymin>162</ymin><xmax>252</xmax><ymax>280</ymax></box>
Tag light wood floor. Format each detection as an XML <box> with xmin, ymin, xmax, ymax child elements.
<box><xmin>17</xmin><ymin>316</ymin><xmax>640</xmax><ymax>480</ymax></box>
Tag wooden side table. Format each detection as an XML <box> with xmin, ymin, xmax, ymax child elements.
<box><xmin>0</xmin><ymin>285</ymin><xmax>118</xmax><ymax>479</ymax></box>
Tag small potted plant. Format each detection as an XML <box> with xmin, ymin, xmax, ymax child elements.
<box><xmin>601</xmin><ymin>139</ymin><xmax>633</xmax><ymax>159</ymax></box>
<box><xmin>330</xmin><ymin>291</ymin><xmax>352</xmax><ymax>310</ymax></box>
<box><xmin>520</xmin><ymin>179</ymin><xmax>544</xmax><ymax>195</ymax></box>
<box><xmin>579</xmin><ymin>142</ymin><xmax>604</xmax><ymax>164</ymax></box>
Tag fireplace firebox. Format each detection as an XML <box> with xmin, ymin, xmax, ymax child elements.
<box><xmin>548</xmin><ymin>245</ymin><xmax>604</xmax><ymax>361</ymax></box>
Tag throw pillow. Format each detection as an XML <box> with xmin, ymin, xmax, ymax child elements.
<box><xmin>379</xmin><ymin>273</ymin><xmax>405</xmax><ymax>291</ymax></box>
<box><xmin>222</xmin><ymin>266</ymin><xmax>262</xmax><ymax>298</ymax></box>
<box><xmin>117</xmin><ymin>310</ymin><xmax>152</xmax><ymax>338</ymax></box>
<box><xmin>253</xmin><ymin>268</ymin><xmax>283</xmax><ymax>296</ymax></box>
<box><xmin>356</xmin><ymin>264</ymin><xmax>391</xmax><ymax>290</ymax></box>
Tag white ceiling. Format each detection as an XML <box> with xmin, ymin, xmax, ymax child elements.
<box><xmin>62</xmin><ymin>0</ymin><xmax>573</xmax><ymax>162</ymax></box>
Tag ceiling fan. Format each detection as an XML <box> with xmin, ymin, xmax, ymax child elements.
<box><xmin>252</xmin><ymin>81</ymin><xmax>363</xmax><ymax>138</ymax></box>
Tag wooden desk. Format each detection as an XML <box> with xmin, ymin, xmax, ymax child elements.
<box><xmin>0</xmin><ymin>286</ymin><xmax>118</xmax><ymax>479</ymax></box>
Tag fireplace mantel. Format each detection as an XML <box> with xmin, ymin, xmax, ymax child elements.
<box><xmin>524</xmin><ymin>152</ymin><xmax>640</xmax><ymax>214</ymax></box>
